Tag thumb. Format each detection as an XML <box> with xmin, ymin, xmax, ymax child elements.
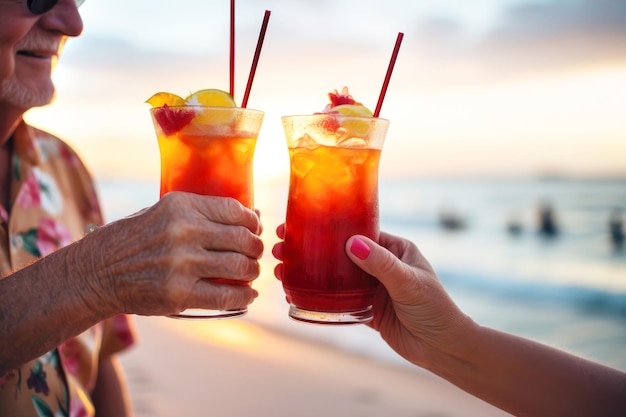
<box><xmin>345</xmin><ymin>235</ymin><xmax>413</xmax><ymax>298</ymax></box>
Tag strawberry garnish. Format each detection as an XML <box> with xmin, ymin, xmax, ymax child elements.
<box><xmin>328</xmin><ymin>86</ymin><xmax>356</xmax><ymax>107</ymax></box>
<box><xmin>317</xmin><ymin>87</ymin><xmax>370</xmax><ymax>133</ymax></box>
<box><xmin>153</xmin><ymin>105</ymin><xmax>195</xmax><ymax>135</ymax></box>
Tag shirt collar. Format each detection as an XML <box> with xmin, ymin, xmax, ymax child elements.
<box><xmin>13</xmin><ymin>120</ymin><xmax>41</xmax><ymax>166</ymax></box>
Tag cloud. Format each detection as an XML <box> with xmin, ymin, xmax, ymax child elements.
<box><xmin>57</xmin><ymin>0</ymin><xmax>626</xmax><ymax>97</ymax></box>
<box><xmin>477</xmin><ymin>0</ymin><xmax>626</xmax><ymax>73</ymax></box>
<box><xmin>409</xmin><ymin>0</ymin><xmax>626</xmax><ymax>84</ymax></box>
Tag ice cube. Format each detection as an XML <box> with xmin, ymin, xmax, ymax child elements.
<box><xmin>337</xmin><ymin>137</ymin><xmax>368</xmax><ymax>148</ymax></box>
<box><xmin>292</xmin><ymin>133</ymin><xmax>320</xmax><ymax>150</ymax></box>
<box><xmin>290</xmin><ymin>148</ymin><xmax>316</xmax><ymax>178</ymax></box>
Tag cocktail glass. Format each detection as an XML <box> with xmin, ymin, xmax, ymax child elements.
<box><xmin>150</xmin><ymin>105</ymin><xmax>264</xmax><ymax>319</ymax></box>
<box><xmin>281</xmin><ymin>114</ymin><xmax>389</xmax><ymax>324</ymax></box>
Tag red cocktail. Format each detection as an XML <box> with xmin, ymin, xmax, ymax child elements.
<box><xmin>281</xmin><ymin>110</ymin><xmax>389</xmax><ymax>324</ymax></box>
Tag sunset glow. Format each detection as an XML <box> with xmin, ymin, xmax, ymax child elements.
<box><xmin>21</xmin><ymin>0</ymin><xmax>626</xmax><ymax>181</ymax></box>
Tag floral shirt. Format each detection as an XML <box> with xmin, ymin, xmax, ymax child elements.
<box><xmin>0</xmin><ymin>122</ymin><xmax>136</xmax><ymax>417</ymax></box>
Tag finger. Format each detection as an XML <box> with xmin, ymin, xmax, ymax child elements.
<box><xmin>255</xmin><ymin>209</ymin><xmax>264</xmax><ymax>235</ymax></box>
<box><xmin>378</xmin><ymin>231</ymin><xmax>431</xmax><ymax>268</ymax></box>
<box><xmin>189</xmin><ymin>194</ymin><xmax>261</xmax><ymax>233</ymax></box>
<box><xmin>199</xmin><ymin>222</ymin><xmax>264</xmax><ymax>259</ymax></box>
<box><xmin>192</xmin><ymin>251</ymin><xmax>261</xmax><ymax>281</ymax></box>
<box><xmin>183</xmin><ymin>278</ymin><xmax>259</xmax><ymax>311</ymax></box>
<box><xmin>345</xmin><ymin>235</ymin><xmax>420</xmax><ymax>303</ymax></box>
<box><xmin>272</xmin><ymin>241</ymin><xmax>284</xmax><ymax>261</ymax></box>
<box><xmin>273</xmin><ymin>262</ymin><xmax>283</xmax><ymax>281</ymax></box>
<box><xmin>276</xmin><ymin>223</ymin><xmax>285</xmax><ymax>239</ymax></box>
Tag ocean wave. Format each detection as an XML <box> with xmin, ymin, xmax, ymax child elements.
<box><xmin>438</xmin><ymin>269</ymin><xmax>626</xmax><ymax>319</ymax></box>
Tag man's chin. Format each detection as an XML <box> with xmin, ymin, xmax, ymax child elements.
<box><xmin>0</xmin><ymin>77</ymin><xmax>55</xmax><ymax>109</ymax></box>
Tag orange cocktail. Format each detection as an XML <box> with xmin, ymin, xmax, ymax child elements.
<box><xmin>281</xmin><ymin>97</ymin><xmax>389</xmax><ymax>324</ymax></box>
<box><xmin>154</xmin><ymin>109</ymin><xmax>260</xmax><ymax>206</ymax></box>
<box><xmin>148</xmin><ymin>89</ymin><xmax>264</xmax><ymax>319</ymax></box>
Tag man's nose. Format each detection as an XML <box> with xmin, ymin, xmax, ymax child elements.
<box><xmin>40</xmin><ymin>0</ymin><xmax>84</xmax><ymax>37</ymax></box>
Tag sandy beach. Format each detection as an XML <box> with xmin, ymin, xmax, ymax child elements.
<box><xmin>119</xmin><ymin>315</ymin><xmax>512</xmax><ymax>417</ymax></box>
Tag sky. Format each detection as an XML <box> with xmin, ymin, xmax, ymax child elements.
<box><xmin>24</xmin><ymin>0</ymin><xmax>626</xmax><ymax>181</ymax></box>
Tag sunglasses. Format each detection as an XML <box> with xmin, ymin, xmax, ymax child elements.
<box><xmin>27</xmin><ymin>0</ymin><xmax>85</xmax><ymax>15</ymax></box>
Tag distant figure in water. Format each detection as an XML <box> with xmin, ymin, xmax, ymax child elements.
<box><xmin>537</xmin><ymin>201</ymin><xmax>559</xmax><ymax>237</ymax></box>
<box><xmin>609</xmin><ymin>208</ymin><xmax>624</xmax><ymax>251</ymax></box>
<box><xmin>438</xmin><ymin>207</ymin><xmax>466</xmax><ymax>231</ymax></box>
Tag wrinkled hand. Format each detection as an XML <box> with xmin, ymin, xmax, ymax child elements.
<box><xmin>85</xmin><ymin>192</ymin><xmax>263</xmax><ymax>316</ymax></box>
<box><xmin>272</xmin><ymin>225</ymin><xmax>472</xmax><ymax>368</ymax></box>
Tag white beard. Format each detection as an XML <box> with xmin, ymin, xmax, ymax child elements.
<box><xmin>0</xmin><ymin>75</ymin><xmax>55</xmax><ymax>110</ymax></box>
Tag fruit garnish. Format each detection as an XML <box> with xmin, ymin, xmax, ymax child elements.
<box><xmin>182</xmin><ymin>89</ymin><xmax>237</xmax><ymax>126</ymax></box>
<box><xmin>146</xmin><ymin>92</ymin><xmax>185</xmax><ymax>108</ymax></box>
<box><xmin>327</xmin><ymin>86</ymin><xmax>359</xmax><ymax>108</ymax></box>
<box><xmin>152</xmin><ymin>105</ymin><xmax>196</xmax><ymax>136</ymax></box>
<box><xmin>146</xmin><ymin>89</ymin><xmax>238</xmax><ymax>133</ymax></box>
<box><xmin>319</xmin><ymin>87</ymin><xmax>373</xmax><ymax>136</ymax></box>
<box><xmin>332</xmin><ymin>104</ymin><xmax>373</xmax><ymax>118</ymax></box>
<box><xmin>184</xmin><ymin>89</ymin><xmax>236</xmax><ymax>107</ymax></box>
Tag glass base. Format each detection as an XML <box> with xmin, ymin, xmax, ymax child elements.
<box><xmin>167</xmin><ymin>308</ymin><xmax>247</xmax><ymax>320</ymax></box>
<box><xmin>288</xmin><ymin>305</ymin><xmax>373</xmax><ymax>325</ymax></box>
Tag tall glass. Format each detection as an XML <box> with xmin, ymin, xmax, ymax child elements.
<box><xmin>281</xmin><ymin>114</ymin><xmax>389</xmax><ymax>324</ymax></box>
<box><xmin>150</xmin><ymin>105</ymin><xmax>264</xmax><ymax>319</ymax></box>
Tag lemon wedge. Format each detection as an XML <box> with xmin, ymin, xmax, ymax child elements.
<box><xmin>184</xmin><ymin>89</ymin><xmax>236</xmax><ymax>107</ymax></box>
<box><xmin>183</xmin><ymin>89</ymin><xmax>237</xmax><ymax>127</ymax></box>
<box><xmin>332</xmin><ymin>104</ymin><xmax>373</xmax><ymax>118</ymax></box>
<box><xmin>331</xmin><ymin>104</ymin><xmax>373</xmax><ymax>137</ymax></box>
<box><xmin>145</xmin><ymin>92</ymin><xmax>185</xmax><ymax>108</ymax></box>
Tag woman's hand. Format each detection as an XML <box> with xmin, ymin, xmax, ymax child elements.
<box><xmin>272</xmin><ymin>225</ymin><xmax>472</xmax><ymax>369</ymax></box>
<box><xmin>344</xmin><ymin>232</ymin><xmax>473</xmax><ymax>368</ymax></box>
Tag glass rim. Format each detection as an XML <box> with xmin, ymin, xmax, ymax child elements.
<box><xmin>150</xmin><ymin>105</ymin><xmax>264</xmax><ymax>115</ymax></box>
<box><xmin>281</xmin><ymin>114</ymin><xmax>390</xmax><ymax>123</ymax></box>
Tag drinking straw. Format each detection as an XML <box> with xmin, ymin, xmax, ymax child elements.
<box><xmin>373</xmin><ymin>32</ymin><xmax>404</xmax><ymax>118</ymax></box>
<box><xmin>241</xmin><ymin>10</ymin><xmax>271</xmax><ymax>108</ymax></box>
<box><xmin>230</xmin><ymin>0</ymin><xmax>235</xmax><ymax>98</ymax></box>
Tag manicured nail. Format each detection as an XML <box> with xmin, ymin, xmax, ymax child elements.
<box><xmin>350</xmin><ymin>237</ymin><xmax>370</xmax><ymax>260</ymax></box>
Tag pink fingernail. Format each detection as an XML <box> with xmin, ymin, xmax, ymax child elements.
<box><xmin>350</xmin><ymin>238</ymin><xmax>370</xmax><ymax>260</ymax></box>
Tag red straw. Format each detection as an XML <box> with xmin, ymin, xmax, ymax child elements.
<box><xmin>373</xmin><ymin>32</ymin><xmax>404</xmax><ymax>118</ymax></box>
<box><xmin>241</xmin><ymin>10</ymin><xmax>271</xmax><ymax>108</ymax></box>
<box><xmin>229</xmin><ymin>0</ymin><xmax>235</xmax><ymax>98</ymax></box>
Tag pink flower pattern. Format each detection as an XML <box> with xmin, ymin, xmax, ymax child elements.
<box><xmin>0</xmin><ymin>204</ymin><xmax>7</xmax><ymax>223</ymax></box>
<box><xmin>15</xmin><ymin>171</ymin><xmax>41</xmax><ymax>209</ymax></box>
<box><xmin>58</xmin><ymin>339</ymin><xmax>81</xmax><ymax>377</ymax></box>
<box><xmin>112</xmin><ymin>314</ymin><xmax>135</xmax><ymax>348</ymax></box>
<box><xmin>35</xmin><ymin>217</ymin><xmax>72</xmax><ymax>257</ymax></box>
<box><xmin>69</xmin><ymin>397</ymin><xmax>89</xmax><ymax>417</ymax></box>
<box><xmin>1</xmin><ymin>124</ymin><xmax>136</xmax><ymax>417</ymax></box>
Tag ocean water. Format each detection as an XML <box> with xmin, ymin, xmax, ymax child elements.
<box><xmin>97</xmin><ymin>176</ymin><xmax>626</xmax><ymax>372</ymax></box>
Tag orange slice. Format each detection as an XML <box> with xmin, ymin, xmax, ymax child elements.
<box><xmin>184</xmin><ymin>89</ymin><xmax>236</xmax><ymax>107</ymax></box>
<box><xmin>145</xmin><ymin>92</ymin><xmax>185</xmax><ymax>108</ymax></box>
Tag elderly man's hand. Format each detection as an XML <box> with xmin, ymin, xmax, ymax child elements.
<box><xmin>83</xmin><ymin>192</ymin><xmax>263</xmax><ymax>316</ymax></box>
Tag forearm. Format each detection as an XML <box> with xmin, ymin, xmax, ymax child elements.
<box><xmin>0</xmin><ymin>236</ymin><xmax>116</xmax><ymax>373</ymax></box>
<box><xmin>91</xmin><ymin>356</ymin><xmax>132</xmax><ymax>417</ymax></box>
<box><xmin>427</xmin><ymin>324</ymin><xmax>626</xmax><ymax>417</ymax></box>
